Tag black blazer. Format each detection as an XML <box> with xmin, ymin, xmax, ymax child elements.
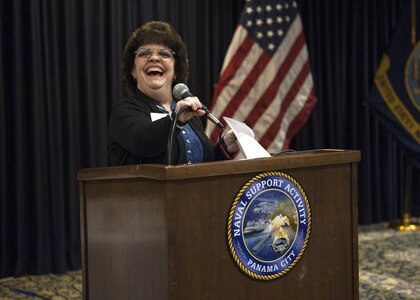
<box><xmin>108</xmin><ymin>89</ymin><xmax>227</xmax><ymax>166</ymax></box>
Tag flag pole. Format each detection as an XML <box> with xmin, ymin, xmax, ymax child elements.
<box><xmin>389</xmin><ymin>0</ymin><xmax>420</xmax><ymax>232</ymax></box>
<box><xmin>390</xmin><ymin>160</ymin><xmax>419</xmax><ymax>231</ymax></box>
<box><xmin>400</xmin><ymin>162</ymin><xmax>420</xmax><ymax>231</ymax></box>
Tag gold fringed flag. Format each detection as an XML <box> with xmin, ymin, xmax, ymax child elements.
<box><xmin>368</xmin><ymin>1</ymin><xmax>420</xmax><ymax>168</ymax></box>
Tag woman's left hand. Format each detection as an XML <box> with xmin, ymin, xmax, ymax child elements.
<box><xmin>222</xmin><ymin>127</ymin><xmax>239</xmax><ymax>153</ymax></box>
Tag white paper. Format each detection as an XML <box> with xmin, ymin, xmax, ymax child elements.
<box><xmin>223</xmin><ymin>117</ymin><xmax>271</xmax><ymax>159</ymax></box>
<box><xmin>150</xmin><ymin>112</ymin><xmax>168</xmax><ymax>122</ymax></box>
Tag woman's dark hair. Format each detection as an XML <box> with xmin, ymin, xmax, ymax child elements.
<box><xmin>122</xmin><ymin>21</ymin><xmax>189</xmax><ymax>96</ymax></box>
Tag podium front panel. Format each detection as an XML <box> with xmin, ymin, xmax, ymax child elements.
<box><xmin>78</xmin><ymin>150</ymin><xmax>360</xmax><ymax>299</ymax></box>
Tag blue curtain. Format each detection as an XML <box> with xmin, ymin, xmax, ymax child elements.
<box><xmin>0</xmin><ymin>0</ymin><xmax>418</xmax><ymax>278</ymax></box>
<box><xmin>294</xmin><ymin>0</ymin><xmax>419</xmax><ymax>224</ymax></box>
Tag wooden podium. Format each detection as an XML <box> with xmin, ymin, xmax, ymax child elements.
<box><xmin>77</xmin><ymin>150</ymin><xmax>360</xmax><ymax>299</ymax></box>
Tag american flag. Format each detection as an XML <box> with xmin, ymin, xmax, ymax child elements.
<box><xmin>206</xmin><ymin>0</ymin><xmax>316</xmax><ymax>153</ymax></box>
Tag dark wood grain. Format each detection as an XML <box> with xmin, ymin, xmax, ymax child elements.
<box><xmin>78</xmin><ymin>150</ymin><xmax>360</xmax><ymax>299</ymax></box>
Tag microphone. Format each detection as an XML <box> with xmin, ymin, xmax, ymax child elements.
<box><xmin>173</xmin><ymin>83</ymin><xmax>225</xmax><ymax>129</ymax></box>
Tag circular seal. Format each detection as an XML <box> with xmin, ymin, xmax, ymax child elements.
<box><xmin>405</xmin><ymin>41</ymin><xmax>420</xmax><ymax>111</ymax></box>
<box><xmin>227</xmin><ymin>172</ymin><xmax>311</xmax><ymax>280</ymax></box>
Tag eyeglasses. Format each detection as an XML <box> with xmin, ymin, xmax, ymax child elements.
<box><xmin>134</xmin><ymin>48</ymin><xmax>175</xmax><ymax>60</ymax></box>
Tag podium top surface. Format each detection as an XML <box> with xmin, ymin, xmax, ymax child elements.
<box><xmin>77</xmin><ymin>149</ymin><xmax>360</xmax><ymax>182</ymax></box>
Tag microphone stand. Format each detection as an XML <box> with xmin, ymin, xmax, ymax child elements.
<box><xmin>167</xmin><ymin>106</ymin><xmax>190</xmax><ymax>165</ymax></box>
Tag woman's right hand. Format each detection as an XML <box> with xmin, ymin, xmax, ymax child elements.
<box><xmin>175</xmin><ymin>96</ymin><xmax>206</xmax><ymax>124</ymax></box>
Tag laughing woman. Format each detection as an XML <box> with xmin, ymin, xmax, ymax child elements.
<box><xmin>107</xmin><ymin>21</ymin><xmax>238</xmax><ymax>166</ymax></box>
